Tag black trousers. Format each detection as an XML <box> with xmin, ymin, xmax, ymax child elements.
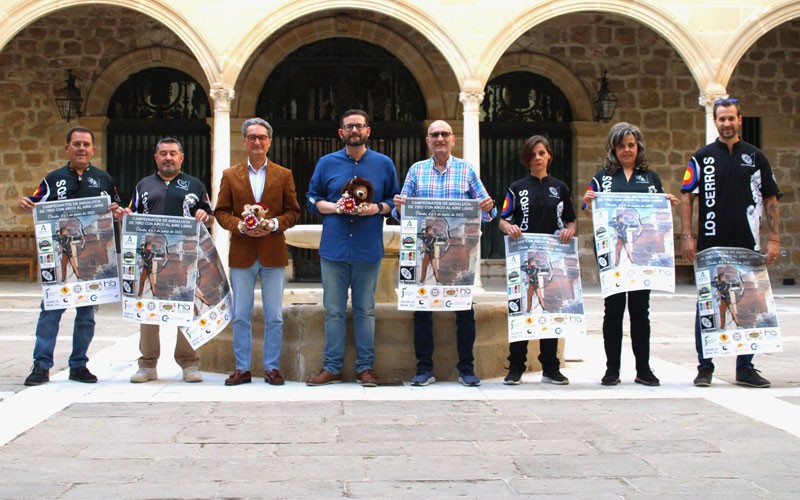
<box><xmin>507</xmin><ymin>338</ymin><xmax>559</xmax><ymax>373</ymax></box>
<box><xmin>413</xmin><ymin>308</ymin><xmax>475</xmax><ymax>374</ymax></box>
<box><xmin>603</xmin><ymin>290</ymin><xmax>651</xmax><ymax>372</ymax></box>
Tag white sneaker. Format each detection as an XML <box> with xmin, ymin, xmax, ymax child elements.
<box><xmin>182</xmin><ymin>366</ymin><xmax>203</xmax><ymax>383</ymax></box>
<box><xmin>130</xmin><ymin>367</ymin><xmax>157</xmax><ymax>383</ymax></box>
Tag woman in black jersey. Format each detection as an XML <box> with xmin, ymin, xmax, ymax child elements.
<box><xmin>582</xmin><ymin>122</ymin><xmax>677</xmax><ymax>387</ymax></box>
<box><xmin>499</xmin><ymin>135</ymin><xmax>576</xmax><ymax>385</ymax></box>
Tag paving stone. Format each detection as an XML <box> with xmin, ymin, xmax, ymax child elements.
<box><xmin>625</xmin><ymin>477</ymin><xmax>763</xmax><ymax>496</ymax></box>
<box><xmin>366</xmin><ymin>455</ymin><xmax>517</xmax><ymax>481</ymax></box>
<box><xmin>346</xmin><ymin>479</ymin><xmax>513</xmax><ymax>498</ymax></box>
<box><xmin>474</xmin><ymin>438</ymin><xmax>597</xmax><ymax>456</ymax></box>
<box><xmin>217</xmin><ymin>480</ymin><xmax>346</xmax><ymax>499</ymax></box>
<box><xmin>195</xmin><ymin>442</ymin><xmax>278</xmax><ymax>458</ymax></box>
<box><xmin>508</xmin><ymin>477</ymin><xmax>636</xmax><ymax>496</ymax></box>
<box><xmin>338</xmin><ymin>422</ymin><xmax>525</xmax><ymax>443</ymax></box>
<box><xmin>0</xmin><ymin>481</ymin><xmax>71</xmax><ymax>500</ymax></box>
<box><xmin>514</xmin><ymin>421</ymin><xmax>615</xmax><ymax>441</ymax></box>
<box><xmin>639</xmin><ymin>451</ymin><xmax>800</xmax><ymax>478</ymax></box>
<box><xmin>588</xmin><ymin>438</ymin><xmax>716</xmax><ymax>454</ymax></box>
<box><xmin>514</xmin><ymin>453</ymin><xmax>658</xmax><ymax>478</ymax></box>
<box><xmin>61</xmin><ymin>481</ymin><xmax>221</xmax><ymax>500</ymax></box>
<box><xmin>176</xmin><ymin>422</ymin><xmax>338</xmax><ymax>444</ymax></box>
<box><xmin>0</xmin><ymin>457</ymin><xmax>149</xmax><ymax>483</ymax></box>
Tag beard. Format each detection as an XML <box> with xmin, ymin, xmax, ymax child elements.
<box><xmin>342</xmin><ymin>133</ymin><xmax>368</xmax><ymax>147</ymax></box>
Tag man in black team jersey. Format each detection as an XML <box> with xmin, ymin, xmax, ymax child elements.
<box><xmin>680</xmin><ymin>98</ymin><xmax>781</xmax><ymax>388</ymax></box>
<box><xmin>125</xmin><ymin>138</ymin><xmax>212</xmax><ymax>384</ymax></box>
<box><xmin>18</xmin><ymin>126</ymin><xmax>122</xmax><ymax>386</ymax></box>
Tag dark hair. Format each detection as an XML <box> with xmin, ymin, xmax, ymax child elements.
<box><xmin>66</xmin><ymin>126</ymin><xmax>94</xmax><ymax>144</ymax></box>
<box><xmin>603</xmin><ymin>122</ymin><xmax>649</xmax><ymax>174</ymax></box>
<box><xmin>154</xmin><ymin>137</ymin><xmax>184</xmax><ymax>154</ymax></box>
<box><xmin>339</xmin><ymin>109</ymin><xmax>369</xmax><ymax>128</ymax></box>
<box><xmin>520</xmin><ymin>135</ymin><xmax>553</xmax><ymax>169</ymax></box>
<box><xmin>241</xmin><ymin>117</ymin><xmax>273</xmax><ymax>138</ymax></box>
<box><xmin>712</xmin><ymin>98</ymin><xmax>742</xmax><ymax>120</ymax></box>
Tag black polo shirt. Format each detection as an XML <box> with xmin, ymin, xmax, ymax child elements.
<box><xmin>129</xmin><ymin>171</ymin><xmax>211</xmax><ymax>217</ymax></box>
<box><xmin>29</xmin><ymin>163</ymin><xmax>121</xmax><ymax>204</ymax></box>
<box><xmin>500</xmin><ymin>175</ymin><xmax>576</xmax><ymax>234</ymax></box>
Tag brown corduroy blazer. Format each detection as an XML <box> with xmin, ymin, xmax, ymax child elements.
<box><xmin>215</xmin><ymin>160</ymin><xmax>300</xmax><ymax>268</ymax></box>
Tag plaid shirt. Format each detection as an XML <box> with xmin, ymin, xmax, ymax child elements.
<box><xmin>394</xmin><ymin>155</ymin><xmax>496</xmax><ymax>222</ymax></box>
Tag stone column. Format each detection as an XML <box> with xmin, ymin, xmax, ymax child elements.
<box><xmin>459</xmin><ymin>81</ymin><xmax>486</xmax><ymax>288</ymax></box>
<box><xmin>699</xmin><ymin>83</ymin><xmax>728</xmax><ymax>143</ymax></box>
<box><xmin>209</xmin><ymin>86</ymin><xmax>235</xmax><ymax>269</ymax></box>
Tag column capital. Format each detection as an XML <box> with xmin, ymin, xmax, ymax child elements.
<box><xmin>459</xmin><ymin>90</ymin><xmax>484</xmax><ymax>112</ymax></box>
<box><xmin>698</xmin><ymin>82</ymin><xmax>728</xmax><ymax>108</ymax></box>
<box><xmin>209</xmin><ymin>86</ymin><xmax>235</xmax><ymax>112</ymax></box>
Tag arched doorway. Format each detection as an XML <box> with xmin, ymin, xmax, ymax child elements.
<box><xmin>479</xmin><ymin>71</ymin><xmax>573</xmax><ymax>258</ymax></box>
<box><xmin>106</xmin><ymin>67</ymin><xmax>211</xmax><ymax>206</ymax></box>
<box><xmin>257</xmin><ymin>38</ymin><xmax>428</xmax><ymax>281</ymax></box>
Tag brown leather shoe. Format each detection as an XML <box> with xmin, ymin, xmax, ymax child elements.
<box><xmin>265</xmin><ymin>369</ymin><xmax>285</xmax><ymax>386</ymax></box>
<box><xmin>306</xmin><ymin>369</ymin><xmax>342</xmax><ymax>386</ymax></box>
<box><xmin>225</xmin><ymin>369</ymin><xmax>251</xmax><ymax>386</ymax></box>
<box><xmin>357</xmin><ymin>369</ymin><xmax>378</xmax><ymax>387</ymax></box>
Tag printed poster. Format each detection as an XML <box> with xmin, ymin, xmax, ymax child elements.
<box><xmin>398</xmin><ymin>198</ymin><xmax>480</xmax><ymax>311</ymax></box>
<box><xmin>695</xmin><ymin>247</ymin><xmax>782</xmax><ymax>358</ymax></box>
<box><xmin>121</xmin><ymin>214</ymin><xmax>200</xmax><ymax>326</ymax></box>
<box><xmin>180</xmin><ymin>225</ymin><xmax>233</xmax><ymax>349</ymax></box>
<box><xmin>33</xmin><ymin>196</ymin><xmax>120</xmax><ymax>310</ymax></box>
<box><xmin>505</xmin><ymin>234</ymin><xmax>586</xmax><ymax>342</ymax></box>
<box><xmin>592</xmin><ymin>192</ymin><xmax>675</xmax><ymax>298</ymax></box>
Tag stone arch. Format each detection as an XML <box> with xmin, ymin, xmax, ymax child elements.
<box><xmin>235</xmin><ymin>17</ymin><xmax>447</xmax><ymax>119</ymax></box>
<box><xmin>476</xmin><ymin>0</ymin><xmax>713</xmax><ymax>93</ymax></box>
<box><xmin>0</xmin><ymin>0</ymin><xmax>221</xmax><ymax>86</ymax></box>
<box><xmin>716</xmin><ymin>0</ymin><xmax>800</xmax><ymax>85</ymax></box>
<box><xmin>488</xmin><ymin>53</ymin><xmax>594</xmax><ymax>122</ymax></box>
<box><xmin>85</xmin><ymin>47</ymin><xmax>209</xmax><ymax>116</ymax></box>
<box><xmin>222</xmin><ymin>0</ymin><xmax>470</xmax><ymax>89</ymax></box>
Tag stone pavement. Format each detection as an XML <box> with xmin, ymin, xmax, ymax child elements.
<box><xmin>1</xmin><ymin>281</ymin><xmax>800</xmax><ymax>499</ymax></box>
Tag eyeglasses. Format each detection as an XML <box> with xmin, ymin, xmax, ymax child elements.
<box><xmin>246</xmin><ymin>134</ymin><xmax>270</xmax><ymax>142</ymax></box>
<box><xmin>342</xmin><ymin>123</ymin><xmax>368</xmax><ymax>131</ymax></box>
<box><xmin>428</xmin><ymin>131</ymin><xmax>453</xmax><ymax>138</ymax></box>
<box><xmin>714</xmin><ymin>98</ymin><xmax>738</xmax><ymax>105</ymax></box>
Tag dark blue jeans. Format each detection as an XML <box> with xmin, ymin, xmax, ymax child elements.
<box><xmin>413</xmin><ymin>308</ymin><xmax>475</xmax><ymax>374</ymax></box>
<box><xmin>33</xmin><ymin>301</ymin><xmax>95</xmax><ymax>369</ymax></box>
<box><xmin>507</xmin><ymin>338</ymin><xmax>559</xmax><ymax>373</ymax></box>
<box><xmin>694</xmin><ymin>307</ymin><xmax>754</xmax><ymax>374</ymax></box>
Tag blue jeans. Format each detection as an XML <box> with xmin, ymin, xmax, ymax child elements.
<box><xmin>694</xmin><ymin>307</ymin><xmax>753</xmax><ymax>374</ymax></box>
<box><xmin>414</xmin><ymin>308</ymin><xmax>476</xmax><ymax>374</ymax></box>
<box><xmin>230</xmin><ymin>261</ymin><xmax>285</xmax><ymax>371</ymax></box>
<box><xmin>33</xmin><ymin>301</ymin><xmax>95</xmax><ymax>369</ymax></box>
<box><xmin>320</xmin><ymin>258</ymin><xmax>381</xmax><ymax>374</ymax></box>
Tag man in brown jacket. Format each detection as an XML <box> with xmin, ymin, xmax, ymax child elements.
<box><xmin>215</xmin><ymin>118</ymin><xmax>300</xmax><ymax>386</ymax></box>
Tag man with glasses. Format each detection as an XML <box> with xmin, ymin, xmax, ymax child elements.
<box><xmin>392</xmin><ymin>120</ymin><xmax>497</xmax><ymax>387</ymax></box>
<box><xmin>126</xmin><ymin>138</ymin><xmax>212</xmax><ymax>384</ymax></box>
<box><xmin>306</xmin><ymin>109</ymin><xmax>400</xmax><ymax>386</ymax></box>
<box><xmin>680</xmin><ymin>97</ymin><xmax>781</xmax><ymax>388</ymax></box>
<box><xmin>215</xmin><ymin>118</ymin><xmax>300</xmax><ymax>386</ymax></box>
<box><xmin>18</xmin><ymin>126</ymin><xmax>122</xmax><ymax>386</ymax></box>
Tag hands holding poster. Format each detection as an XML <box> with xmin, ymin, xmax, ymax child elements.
<box><xmin>505</xmin><ymin>234</ymin><xmax>585</xmax><ymax>342</ymax></box>
<box><xmin>591</xmin><ymin>193</ymin><xmax>675</xmax><ymax>297</ymax></box>
<box><xmin>33</xmin><ymin>196</ymin><xmax>120</xmax><ymax>310</ymax></box>
<box><xmin>397</xmin><ymin>198</ymin><xmax>480</xmax><ymax>311</ymax></box>
<box><xmin>695</xmin><ymin>247</ymin><xmax>782</xmax><ymax>358</ymax></box>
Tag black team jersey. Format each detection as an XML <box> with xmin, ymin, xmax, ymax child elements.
<box><xmin>681</xmin><ymin>138</ymin><xmax>780</xmax><ymax>252</ymax></box>
<box><xmin>500</xmin><ymin>175</ymin><xmax>576</xmax><ymax>234</ymax></box>
<box><xmin>129</xmin><ymin>172</ymin><xmax>211</xmax><ymax>217</ymax></box>
<box><xmin>587</xmin><ymin>168</ymin><xmax>664</xmax><ymax>196</ymax></box>
<box><xmin>28</xmin><ymin>163</ymin><xmax>121</xmax><ymax>204</ymax></box>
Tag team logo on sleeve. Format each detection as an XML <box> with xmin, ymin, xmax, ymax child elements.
<box><xmin>500</xmin><ymin>193</ymin><xmax>513</xmax><ymax>217</ymax></box>
<box><xmin>681</xmin><ymin>161</ymin><xmax>698</xmax><ymax>190</ymax></box>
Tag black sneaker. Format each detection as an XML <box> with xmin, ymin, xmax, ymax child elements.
<box><xmin>24</xmin><ymin>365</ymin><xmax>49</xmax><ymax>386</ymax></box>
<box><xmin>601</xmin><ymin>369</ymin><xmax>620</xmax><ymax>386</ymax></box>
<box><xmin>69</xmin><ymin>366</ymin><xmax>98</xmax><ymax>383</ymax></box>
<box><xmin>693</xmin><ymin>367</ymin><xmax>713</xmax><ymax>387</ymax></box>
<box><xmin>736</xmin><ymin>368</ymin><xmax>770</xmax><ymax>388</ymax></box>
<box><xmin>635</xmin><ymin>368</ymin><xmax>660</xmax><ymax>386</ymax></box>
<box><xmin>542</xmin><ymin>370</ymin><xmax>569</xmax><ymax>385</ymax></box>
<box><xmin>503</xmin><ymin>368</ymin><xmax>523</xmax><ymax>385</ymax></box>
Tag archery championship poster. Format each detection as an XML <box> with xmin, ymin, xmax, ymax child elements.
<box><xmin>398</xmin><ymin>198</ymin><xmax>480</xmax><ymax>311</ymax></box>
<box><xmin>121</xmin><ymin>214</ymin><xmax>199</xmax><ymax>326</ymax></box>
<box><xmin>180</xmin><ymin>225</ymin><xmax>233</xmax><ymax>349</ymax></box>
<box><xmin>591</xmin><ymin>192</ymin><xmax>675</xmax><ymax>298</ymax></box>
<box><xmin>33</xmin><ymin>196</ymin><xmax>120</xmax><ymax>310</ymax></box>
<box><xmin>505</xmin><ymin>234</ymin><xmax>586</xmax><ymax>342</ymax></box>
<box><xmin>695</xmin><ymin>247</ymin><xmax>782</xmax><ymax>358</ymax></box>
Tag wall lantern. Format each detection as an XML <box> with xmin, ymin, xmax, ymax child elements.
<box><xmin>55</xmin><ymin>70</ymin><xmax>83</xmax><ymax>122</ymax></box>
<box><xmin>593</xmin><ymin>70</ymin><xmax>617</xmax><ymax>123</ymax></box>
